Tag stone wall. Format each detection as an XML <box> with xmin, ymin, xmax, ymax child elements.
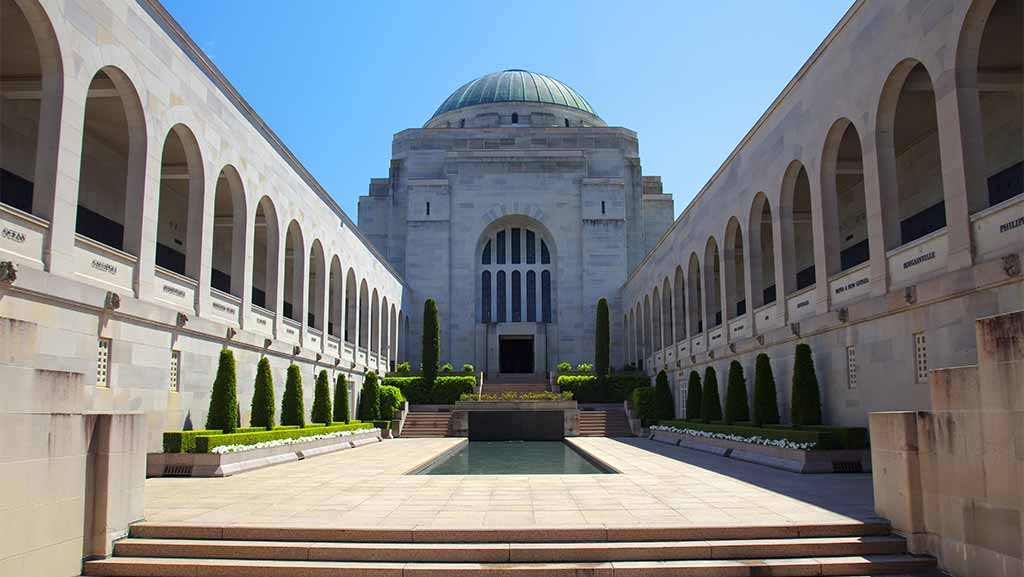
<box><xmin>870</xmin><ymin>310</ymin><xmax>1024</xmax><ymax>577</ymax></box>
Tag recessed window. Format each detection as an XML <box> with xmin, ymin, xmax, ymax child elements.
<box><xmin>170</xmin><ymin>350</ymin><xmax>181</xmax><ymax>392</ymax></box>
<box><xmin>426</xmin><ymin>201</ymin><xmax>430</xmax><ymax>216</ymax></box>
<box><xmin>511</xmin><ymin>112</ymin><xmax>519</xmax><ymax>124</ymax></box>
<box><xmin>97</xmin><ymin>338</ymin><xmax>111</xmax><ymax>388</ymax></box>
<box><xmin>601</xmin><ymin>201</ymin><xmax>606</xmax><ymax>215</ymax></box>
<box><xmin>459</xmin><ymin>119</ymin><xmax>465</xmax><ymax>128</ymax></box>
<box><xmin>565</xmin><ymin>118</ymin><xmax>570</xmax><ymax>127</ymax></box>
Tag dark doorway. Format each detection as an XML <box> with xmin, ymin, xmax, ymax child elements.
<box><xmin>499</xmin><ymin>336</ymin><xmax>534</xmax><ymax>374</ymax></box>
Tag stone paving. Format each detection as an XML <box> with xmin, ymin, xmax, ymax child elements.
<box><xmin>144</xmin><ymin>437</ymin><xmax>876</xmax><ymax>529</ymax></box>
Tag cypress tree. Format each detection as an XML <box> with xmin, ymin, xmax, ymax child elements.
<box><xmin>250</xmin><ymin>356</ymin><xmax>275</xmax><ymax>429</ymax></box>
<box><xmin>205</xmin><ymin>348</ymin><xmax>239</xmax><ymax>433</ymax></box>
<box><xmin>752</xmin><ymin>353</ymin><xmax>780</xmax><ymax>426</ymax></box>
<box><xmin>790</xmin><ymin>343</ymin><xmax>822</xmax><ymax>426</ymax></box>
<box><xmin>724</xmin><ymin>360</ymin><xmax>750</xmax><ymax>424</ymax></box>
<box><xmin>700</xmin><ymin>366</ymin><xmax>723</xmax><ymax>423</ymax></box>
<box><xmin>653</xmin><ymin>370</ymin><xmax>674</xmax><ymax>422</ymax></box>
<box><xmin>422</xmin><ymin>299</ymin><xmax>440</xmax><ymax>384</ymax></box>
<box><xmin>595</xmin><ymin>298</ymin><xmax>610</xmax><ymax>378</ymax></box>
<box><xmin>280</xmin><ymin>363</ymin><xmax>305</xmax><ymax>427</ymax></box>
<box><xmin>311</xmin><ymin>369</ymin><xmax>332</xmax><ymax>425</ymax></box>
<box><xmin>333</xmin><ymin>373</ymin><xmax>350</xmax><ymax>423</ymax></box>
<box><xmin>358</xmin><ymin>370</ymin><xmax>381</xmax><ymax>421</ymax></box>
<box><xmin>685</xmin><ymin>370</ymin><xmax>703</xmax><ymax>421</ymax></box>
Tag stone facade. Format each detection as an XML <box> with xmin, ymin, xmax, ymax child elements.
<box><xmin>360</xmin><ymin>82</ymin><xmax>674</xmax><ymax>377</ymax></box>
<box><xmin>622</xmin><ymin>0</ymin><xmax>1023</xmax><ymax>427</ymax></box>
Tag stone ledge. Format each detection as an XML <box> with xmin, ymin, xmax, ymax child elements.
<box><xmin>146</xmin><ymin>430</ymin><xmax>382</xmax><ymax>477</ymax></box>
<box><xmin>649</xmin><ymin>428</ymin><xmax>871</xmax><ymax>474</ymax></box>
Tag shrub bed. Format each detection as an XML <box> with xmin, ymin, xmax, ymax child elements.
<box><xmin>557</xmin><ymin>373</ymin><xmax>648</xmax><ymax>403</ymax></box>
<box><xmin>459</xmin><ymin>391</ymin><xmax>572</xmax><ymax>401</ymax></box>
<box><xmin>382</xmin><ymin>375</ymin><xmax>476</xmax><ymax>404</ymax></box>
<box><xmin>655</xmin><ymin>420</ymin><xmax>868</xmax><ymax>451</ymax></box>
<box><xmin>632</xmin><ymin>387</ymin><xmax>657</xmax><ymax>426</ymax></box>
<box><xmin>194</xmin><ymin>422</ymin><xmax>375</xmax><ymax>454</ymax></box>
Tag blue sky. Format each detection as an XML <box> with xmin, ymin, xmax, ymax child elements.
<box><xmin>163</xmin><ymin>0</ymin><xmax>852</xmax><ymax>219</ymax></box>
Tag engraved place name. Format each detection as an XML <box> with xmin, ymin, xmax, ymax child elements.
<box><xmin>732</xmin><ymin>324</ymin><xmax>744</xmax><ymax>332</ymax></box>
<box><xmin>711</xmin><ymin>333</ymin><xmax>721</xmax><ymax>341</ymax></box>
<box><xmin>2</xmin><ymin>227</ymin><xmax>26</xmax><ymax>243</ymax></box>
<box><xmin>256</xmin><ymin>316</ymin><xmax>268</xmax><ymax>326</ymax></box>
<box><xmin>1000</xmin><ymin>216</ymin><xmax>1024</xmax><ymax>234</ymax></box>
<box><xmin>284</xmin><ymin>326</ymin><xmax>296</xmax><ymax>336</ymax></box>
<box><xmin>834</xmin><ymin>276</ymin><xmax>869</xmax><ymax>295</ymax></box>
<box><xmin>212</xmin><ymin>301</ymin><xmax>235</xmax><ymax>315</ymax></box>
<box><xmin>327</xmin><ymin>341</ymin><xmax>338</xmax><ymax>350</ymax></box>
<box><xmin>902</xmin><ymin>251</ymin><xmax>935</xmax><ymax>270</ymax></box>
<box><xmin>91</xmin><ymin>259</ymin><xmax>117</xmax><ymax>275</ymax></box>
<box><xmin>796</xmin><ymin>299</ymin><xmax>811</xmax><ymax>309</ymax></box>
<box><xmin>162</xmin><ymin>284</ymin><xmax>186</xmax><ymax>298</ymax></box>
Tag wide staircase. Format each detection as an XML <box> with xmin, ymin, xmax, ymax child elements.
<box><xmin>480</xmin><ymin>374</ymin><xmax>548</xmax><ymax>396</ymax></box>
<box><xmin>84</xmin><ymin>520</ymin><xmax>937</xmax><ymax>576</ymax></box>
<box><xmin>398</xmin><ymin>412</ymin><xmax>451</xmax><ymax>438</ymax></box>
<box><xmin>579</xmin><ymin>406</ymin><xmax>633</xmax><ymax>437</ymax></box>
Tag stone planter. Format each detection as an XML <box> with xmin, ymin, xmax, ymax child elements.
<box><xmin>451</xmin><ymin>400</ymin><xmax>579</xmax><ymax>439</ymax></box>
<box><xmin>147</xmin><ymin>429</ymin><xmax>382</xmax><ymax>478</ymax></box>
<box><xmin>649</xmin><ymin>428</ymin><xmax>870</xmax><ymax>474</ymax></box>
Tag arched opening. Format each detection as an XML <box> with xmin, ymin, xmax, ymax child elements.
<box><xmin>704</xmin><ymin>238</ymin><xmax>722</xmax><ymax>328</ymax></box>
<box><xmin>155</xmin><ymin>125</ymin><xmax>202</xmax><ymax>278</ymax></box>
<box><xmin>673</xmin><ymin>266</ymin><xmax>686</xmax><ymax>342</ymax></box>
<box><xmin>390</xmin><ymin>303</ymin><xmax>398</xmax><ymax>366</ymax></box>
<box><xmin>328</xmin><ymin>256</ymin><xmax>342</xmax><ymax>338</ymax></box>
<box><xmin>511</xmin><ymin>112</ymin><xmax>519</xmax><ymax>124</ymax></box>
<box><xmin>358</xmin><ymin>280</ymin><xmax>369</xmax><ymax>350</ymax></box>
<box><xmin>477</xmin><ymin>218</ymin><xmax>555</xmax><ymax>325</ymax></box>
<box><xmin>251</xmin><ymin>196</ymin><xmax>279</xmax><ymax>309</ymax></box>
<box><xmin>211</xmin><ymin>166</ymin><xmax>245</xmax><ymax>296</ymax></box>
<box><xmin>370</xmin><ymin>289</ymin><xmax>380</xmax><ymax>354</ymax></box>
<box><xmin>1</xmin><ymin>0</ymin><xmax>62</xmax><ymax>219</ymax></box>
<box><xmin>642</xmin><ymin>296</ymin><xmax>652</xmax><ymax>361</ymax></box>
<box><xmin>662</xmin><ymin>277</ymin><xmax>673</xmax><ymax>347</ymax></box>
<box><xmin>748</xmin><ymin>193</ymin><xmax>777</xmax><ymax>308</ymax></box>
<box><xmin>724</xmin><ymin>218</ymin><xmax>746</xmax><ymax>319</ymax></box>
<box><xmin>381</xmin><ymin>297</ymin><xmax>390</xmax><ymax>359</ymax></box>
<box><xmin>780</xmin><ymin>162</ymin><xmax>817</xmax><ymax>293</ymax></box>
<box><xmin>344</xmin><ymin>269</ymin><xmax>357</xmax><ymax>343</ymax></box>
<box><xmin>627</xmin><ymin>309</ymin><xmax>636</xmax><ymax>366</ymax></box>
<box><xmin>878</xmin><ymin>61</ymin><xmax>946</xmax><ymax>249</ymax></box>
<box><xmin>687</xmin><ymin>253</ymin><xmax>702</xmax><ymax>335</ymax></box>
<box><xmin>822</xmin><ymin>120</ymin><xmax>869</xmax><ymax>273</ymax></box>
<box><xmin>652</xmin><ymin>287</ymin><xmax>663</xmax><ymax>353</ymax></box>
<box><xmin>968</xmin><ymin>0</ymin><xmax>1023</xmax><ymax>211</ymax></box>
<box><xmin>633</xmin><ymin>304</ymin><xmax>642</xmax><ymax>367</ymax></box>
<box><xmin>282</xmin><ymin>220</ymin><xmax>305</xmax><ymax>323</ymax></box>
<box><xmin>307</xmin><ymin>239</ymin><xmax>325</xmax><ymax>330</ymax></box>
<box><xmin>75</xmin><ymin>68</ymin><xmax>146</xmax><ymax>255</ymax></box>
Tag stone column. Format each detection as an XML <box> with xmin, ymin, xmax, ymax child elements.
<box><xmin>807</xmin><ymin>163</ymin><xmax>832</xmax><ymax>315</ymax></box>
<box><xmin>717</xmin><ymin>245</ymin><xmax>731</xmax><ymax>344</ymax></box>
<box><xmin>193</xmin><ymin>167</ymin><xmax>217</xmax><ymax>317</ymax></box>
<box><xmin>272</xmin><ymin>224</ymin><xmax>287</xmax><ymax>338</ymax></box>
<box><xmin>934</xmin><ymin>76</ymin><xmax>975</xmax><ymax>272</ymax></box>
<box><xmin>44</xmin><ymin>74</ymin><xmax>87</xmax><ymax>277</ymax></box>
<box><xmin>238</xmin><ymin>189</ymin><xmax>255</xmax><ymax>331</ymax></box>
<box><xmin>860</xmin><ymin>130</ymin><xmax>890</xmax><ymax>297</ymax></box>
<box><xmin>771</xmin><ymin>207</ymin><xmax>787</xmax><ymax>324</ymax></box>
<box><xmin>129</xmin><ymin>136</ymin><xmax>160</xmax><ymax>301</ymax></box>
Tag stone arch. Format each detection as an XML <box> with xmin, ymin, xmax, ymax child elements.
<box><xmin>748</xmin><ymin>192</ymin><xmax>777</xmax><ymax>309</ymax></box>
<box><xmin>344</xmin><ymin>268</ymin><xmax>357</xmax><ymax>344</ymax></box>
<box><xmin>642</xmin><ymin>295</ymin><xmax>652</xmax><ymax>364</ymax></box>
<box><xmin>155</xmin><ymin>124</ymin><xmax>204</xmax><ymax>280</ymax></box>
<box><xmin>251</xmin><ymin>195</ymin><xmax>279</xmax><ymax>310</ymax></box>
<box><xmin>876</xmin><ymin>59</ymin><xmax>947</xmax><ymax>250</ymax></box>
<box><xmin>779</xmin><ymin>160</ymin><xmax>817</xmax><ymax>294</ymax></box>
<box><xmin>211</xmin><ymin>165</ymin><xmax>246</xmax><ymax>297</ymax></box>
<box><xmin>282</xmin><ymin>219</ymin><xmax>305</xmax><ymax>323</ymax></box>
<box><xmin>328</xmin><ymin>255</ymin><xmax>343</xmax><ymax>338</ymax></box>
<box><xmin>723</xmin><ymin>217</ymin><xmax>746</xmax><ymax>320</ymax></box>
<box><xmin>687</xmin><ymin>253</ymin><xmax>703</xmax><ymax>335</ymax></box>
<box><xmin>673</xmin><ymin>265</ymin><xmax>686</xmax><ymax>342</ymax></box>
<box><xmin>704</xmin><ymin>237</ymin><xmax>723</xmax><ymax>328</ymax></box>
<box><xmin>662</xmin><ymin>276</ymin><xmax>673</xmax><ymax>347</ymax></box>
<box><xmin>307</xmin><ymin>239</ymin><xmax>326</xmax><ymax>330</ymax></box>
<box><xmin>370</xmin><ymin>289</ymin><xmax>380</xmax><ymax>354</ymax></box>
<box><xmin>358</xmin><ymin>279</ymin><xmax>369</xmax><ymax>350</ymax></box>
<box><xmin>652</xmin><ymin>286</ymin><xmax>663</xmax><ymax>353</ymax></box>
<box><xmin>821</xmin><ymin>119</ymin><xmax>870</xmax><ymax>275</ymax></box>
<box><xmin>390</xmin><ymin>303</ymin><xmax>398</xmax><ymax>366</ymax></box>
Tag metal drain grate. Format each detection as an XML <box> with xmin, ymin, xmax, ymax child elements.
<box><xmin>162</xmin><ymin>464</ymin><xmax>193</xmax><ymax>477</ymax></box>
<box><xmin>832</xmin><ymin>461</ymin><xmax>863</xmax><ymax>473</ymax></box>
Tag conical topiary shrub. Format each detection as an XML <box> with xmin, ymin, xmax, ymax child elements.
<box><xmin>250</xmin><ymin>356</ymin><xmax>275</xmax><ymax>429</ymax></box>
<box><xmin>752</xmin><ymin>353</ymin><xmax>780</xmax><ymax>426</ymax></box>
<box><xmin>333</xmin><ymin>373</ymin><xmax>350</xmax><ymax>423</ymax></box>
<box><xmin>311</xmin><ymin>369</ymin><xmax>332</xmax><ymax>425</ymax></box>
<box><xmin>595</xmin><ymin>298</ymin><xmax>610</xmax><ymax>378</ymax></box>
<box><xmin>700</xmin><ymin>366</ymin><xmax>723</xmax><ymax>423</ymax></box>
<box><xmin>205</xmin><ymin>348</ymin><xmax>239</xmax><ymax>433</ymax></box>
<box><xmin>358</xmin><ymin>370</ymin><xmax>380</xmax><ymax>421</ymax></box>
<box><xmin>685</xmin><ymin>370</ymin><xmax>702</xmax><ymax>421</ymax></box>
<box><xmin>790</xmin><ymin>343</ymin><xmax>822</xmax><ymax>426</ymax></box>
<box><xmin>724</xmin><ymin>360</ymin><xmax>750</xmax><ymax>424</ymax></box>
<box><xmin>422</xmin><ymin>299</ymin><xmax>440</xmax><ymax>384</ymax></box>
<box><xmin>280</xmin><ymin>363</ymin><xmax>305</xmax><ymax>427</ymax></box>
<box><xmin>654</xmin><ymin>370</ymin><xmax>675</xmax><ymax>422</ymax></box>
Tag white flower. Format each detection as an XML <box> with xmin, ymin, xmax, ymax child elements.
<box><xmin>210</xmin><ymin>428</ymin><xmax>380</xmax><ymax>454</ymax></box>
<box><xmin>649</xmin><ymin>425</ymin><xmax>817</xmax><ymax>451</ymax></box>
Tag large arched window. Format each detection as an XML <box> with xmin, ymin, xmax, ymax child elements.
<box><xmin>652</xmin><ymin>287</ymin><xmax>663</xmax><ymax>352</ymax></box>
<box><xmin>478</xmin><ymin>220</ymin><xmax>554</xmax><ymax>324</ymax></box>
<box><xmin>211</xmin><ymin>167</ymin><xmax>245</xmax><ymax>296</ymax></box>
<box><xmin>358</xmin><ymin>280</ymin><xmax>369</xmax><ymax>349</ymax></box>
<box><xmin>370</xmin><ymin>289</ymin><xmax>380</xmax><ymax>354</ymax></box>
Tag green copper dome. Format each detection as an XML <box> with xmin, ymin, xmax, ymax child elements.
<box><xmin>431</xmin><ymin>69</ymin><xmax>597</xmax><ymax>120</ymax></box>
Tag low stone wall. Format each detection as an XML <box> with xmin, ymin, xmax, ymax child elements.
<box><xmin>450</xmin><ymin>400</ymin><xmax>579</xmax><ymax>439</ymax></box>
<box><xmin>147</xmin><ymin>429</ymin><xmax>382</xmax><ymax>477</ymax></box>
<box><xmin>870</xmin><ymin>310</ymin><xmax>1023</xmax><ymax>577</ymax></box>
<box><xmin>649</xmin><ymin>428</ymin><xmax>870</xmax><ymax>474</ymax></box>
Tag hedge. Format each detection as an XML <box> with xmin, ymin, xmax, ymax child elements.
<box><xmin>556</xmin><ymin>373</ymin><xmax>648</xmax><ymax>403</ymax></box>
<box><xmin>632</xmin><ymin>387</ymin><xmax>657</xmax><ymax>426</ymax></box>
<box><xmin>205</xmin><ymin>348</ymin><xmax>238</xmax><ymax>433</ymax></box>
<box><xmin>194</xmin><ymin>422</ymin><xmax>376</xmax><ymax>453</ymax></box>
<box><xmin>791</xmin><ymin>343</ymin><xmax>823</xmax><ymax>426</ymax></box>
<box><xmin>378</xmin><ymin>385</ymin><xmax>405</xmax><ymax>421</ymax></box>
<box><xmin>700</xmin><ymin>366</ymin><xmax>723</xmax><ymax>423</ymax></box>
<box><xmin>383</xmin><ymin>375</ymin><xmax>476</xmax><ymax>405</ymax></box>
<box><xmin>333</xmin><ymin>373</ymin><xmax>350</xmax><ymax>423</ymax></box>
<box><xmin>311</xmin><ymin>370</ymin><xmax>332</xmax><ymax>426</ymax></box>
<box><xmin>595</xmin><ymin>298</ymin><xmax>610</xmax><ymax>378</ymax></box>
<box><xmin>358</xmin><ymin>371</ymin><xmax>381</xmax><ymax>421</ymax></box>
<box><xmin>281</xmin><ymin>364</ymin><xmax>305</xmax><ymax>427</ymax></box>
<box><xmin>654</xmin><ymin>370</ymin><xmax>674</xmax><ymax>422</ymax></box>
<box><xmin>753</xmin><ymin>353</ymin><xmax>780</xmax><ymax>426</ymax></box>
<box><xmin>163</xmin><ymin>425</ymin><xmax>302</xmax><ymax>453</ymax></box>
<box><xmin>724</xmin><ymin>360</ymin><xmax>750</xmax><ymax>425</ymax></box>
<box><xmin>685</xmin><ymin>370</ymin><xmax>702</xmax><ymax>421</ymax></box>
<box><xmin>656</xmin><ymin>420</ymin><xmax>869</xmax><ymax>451</ymax></box>
<box><xmin>250</xmin><ymin>356</ymin><xmax>275</xmax><ymax>429</ymax></box>
<box><xmin>422</xmin><ymin>299</ymin><xmax>440</xmax><ymax>384</ymax></box>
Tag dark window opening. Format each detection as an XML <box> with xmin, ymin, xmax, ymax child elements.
<box><xmin>511</xmin><ymin>112</ymin><xmax>518</xmax><ymax>124</ymax></box>
<box><xmin>426</xmin><ymin>201</ymin><xmax>430</xmax><ymax>216</ymax></box>
<box><xmin>251</xmin><ymin>286</ymin><xmax>266</xmax><ymax>308</ymax></box>
<box><xmin>796</xmin><ymin>266</ymin><xmax>816</xmax><ymax>291</ymax></box>
<box><xmin>511</xmin><ymin>228</ymin><xmax>521</xmax><ymax>264</ymax></box>
<box><xmin>511</xmin><ymin>271</ymin><xmax>521</xmax><ymax>321</ymax></box>
<box><xmin>307</xmin><ymin>312</ymin><xmax>315</xmax><ymax>327</ymax></box>
<box><xmin>76</xmin><ymin>205</ymin><xmax>124</xmax><ymax>251</ymax></box>
<box><xmin>564</xmin><ymin>119</ymin><xmax>570</xmax><ymax>127</ymax></box>
<box><xmin>497</xmin><ymin>230</ymin><xmax>506</xmax><ymax>264</ymax></box>
<box><xmin>527</xmin><ymin>271</ymin><xmax>536</xmax><ymax>322</ymax></box>
<box><xmin>541</xmin><ymin>270</ymin><xmax>552</xmax><ymax>323</ymax></box>
<box><xmin>496</xmin><ymin>271</ymin><xmax>507</xmax><ymax>323</ymax></box>
<box><xmin>988</xmin><ymin>161</ymin><xmax>1022</xmax><ymax>207</ymax></box>
<box><xmin>156</xmin><ymin>243</ymin><xmax>186</xmax><ymax>276</ymax></box>
<box><xmin>900</xmin><ymin>201</ymin><xmax>946</xmax><ymax>245</ymax></box>
<box><xmin>526</xmin><ymin>231</ymin><xmax>536</xmax><ymax>264</ymax></box>
<box><xmin>459</xmin><ymin>119</ymin><xmax>465</xmax><ymax>128</ymax></box>
<box><xmin>482</xmin><ymin>240</ymin><xmax>491</xmax><ymax>265</ymax></box>
<box><xmin>736</xmin><ymin>300</ymin><xmax>746</xmax><ymax>317</ymax></box>
<box><xmin>714</xmin><ymin>311</ymin><xmax>722</xmax><ymax>326</ymax></box>
<box><xmin>601</xmin><ymin>201</ymin><xmax>606</xmax><ymax>215</ymax></box>
<box><xmin>212</xmin><ymin>269</ymin><xmax>232</xmax><ymax>293</ymax></box>
<box><xmin>283</xmin><ymin>301</ymin><xmax>293</xmax><ymax>320</ymax></box>
<box><xmin>482</xmin><ymin>271</ymin><xmax>491</xmax><ymax>323</ymax></box>
<box><xmin>0</xmin><ymin>169</ymin><xmax>33</xmax><ymax>213</ymax></box>
<box><xmin>697</xmin><ymin>320</ymin><xmax>703</xmax><ymax>334</ymax></box>
<box><xmin>541</xmin><ymin>240</ymin><xmax>550</xmax><ymax>264</ymax></box>
<box><xmin>763</xmin><ymin>285</ymin><xmax>777</xmax><ymax>305</ymax></box>
<box><xmin>840</xmin><ymin>239</ymin><xmax>870</xmax><ymax>271</ymax></box>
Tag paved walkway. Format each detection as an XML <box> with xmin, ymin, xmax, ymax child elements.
<box><xmin>144</xmin><ymin>437</ymin><xmax>876</xmax><ymax>529</ymax></box>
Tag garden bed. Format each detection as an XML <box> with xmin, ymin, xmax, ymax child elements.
<box><xmin>650</xmin><ymin>422</ymin><xmax>870</xmax><ymax>474</ymax></box>
<box><xmin>150</xmin><ymin>423</ymin><xmax>381</xmax><ymax>477</ymax></box>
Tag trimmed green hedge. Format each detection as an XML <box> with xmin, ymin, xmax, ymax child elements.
<box><xmin>378</xmin><ymin>385</ymin><xmax>405</xmax><ymax>421</ymax></box>
<box><xmin>557</xmin><ymin>373</ymin><xmax>649</xmax><ymax>403</ymax></box>
<box><xmin>163</xmin><ymin>425</ymin><xmax>305</xmax><ymax>453</ymax></box>
<box><xmin>656</xmin><ymin>420</ymin><xmax>869</xmax><ymax>451</ymax></box>
<box><xmin>382</xmin><ymin>375</ymin><xmax>476</xmax><ymax>405</ymax></box>
<box><xmin>194</xmin><ymin>422</ymin><xmax>375</xmax><ymax>453</ymax></box>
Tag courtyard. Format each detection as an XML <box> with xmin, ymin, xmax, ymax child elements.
<box><xmin>143</xmin><ymin>438</ymin><xmax>876</xmax><ymax>530</ymax></box>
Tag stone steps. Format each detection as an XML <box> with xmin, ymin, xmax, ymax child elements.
<box><xmin>401</xmin><ymin>413</ymin><xmax>451</xmax><ymax>438</ymax></box>
<box><xmin>579</xmin><ymin>410</ymin><xmax>633</xmax><ymax>437</ymax></box>
<box><xmin>82</xmin><ymin>521</ymin><xmax>937</xmax><ymax>576</ymax></box>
